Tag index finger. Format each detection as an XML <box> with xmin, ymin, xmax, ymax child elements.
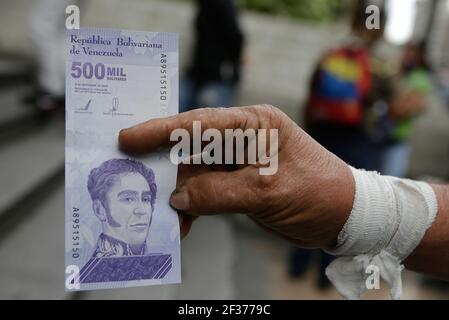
<box><xmin>119</xmin><ymin>105</ymin><xmax>264</xmax><ymax>154</ymax></box>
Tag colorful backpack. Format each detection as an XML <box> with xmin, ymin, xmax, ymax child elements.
<box><xmin>307</xmin><ymin>46</ymin><xmax>372</xmax><ymax>126</ymax></box>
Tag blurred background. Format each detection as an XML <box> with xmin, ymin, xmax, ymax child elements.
<box><xmin>0</xmin><ymin>0</ymin><xmax>448</xmax><ymax>299</ymax></box>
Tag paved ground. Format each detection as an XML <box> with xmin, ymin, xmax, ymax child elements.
<box><xmin>0</xmin><ymin>0</ymin><xmax>448</xmax><ymax>300</ymax></box>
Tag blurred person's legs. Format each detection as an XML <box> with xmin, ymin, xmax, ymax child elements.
<box><xmin>380</xmin><ymin>142</ymin><xmax>410</xmax><ymax>177</ymax></box>
<box><xmin>28</xmin><ymin>0</ymin><xmax>81</xmax><ymax>111</ymax></box>
<box><xmin>288</xmin><ymin>248</ymin><xmax>333</xmax><ymax>289</ymax></box>
<box><xmin>318</xmin><ymin>251</ymin><xmax>333</xmax><ymax>289</ymax></box>
<box><xmin>288</xmin><ymin>248</ymin><xmax>311</xmax><ymax>278</ymax></box>
<box><xmin>180</xmin><ymin>77</ymin><xmax>237</xmax><ymax>113</ymax></box>
<box><xmin>196</xmin><ymin>82</ymin><xmax>236</xmax><ymax>108</ymax></box>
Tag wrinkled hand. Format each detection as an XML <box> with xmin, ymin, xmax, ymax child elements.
<box><xmin>119</xmin><ymin>105</ymin><xmax>355</xmax><ymax>250</ymax></box>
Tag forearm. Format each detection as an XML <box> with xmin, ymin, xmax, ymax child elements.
<box><xmin>404</xmin><ymin>184</ymin><xmax>449</xmax><ymax>280</ymax></box>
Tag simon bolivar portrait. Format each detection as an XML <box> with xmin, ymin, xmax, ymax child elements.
<box><xmin>78</xmin><ymin>158</ymin><xmax>175</xmax><ymax>284</ymax></box>
<box><xmin>84</xmin><ymin>158</ymin><xmax>157</xmax><ymax>259</ymax></box>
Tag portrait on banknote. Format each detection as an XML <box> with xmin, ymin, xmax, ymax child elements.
<box><xmin>77</xmin><ymin>158</ymin><xmax>171</xmax><ymax>284</ymax></box>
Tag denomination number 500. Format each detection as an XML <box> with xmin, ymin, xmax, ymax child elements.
<box><xmin>71</xmin><ymin>62</ymin><xmax>106</xmax><ymax>80</ymax></box>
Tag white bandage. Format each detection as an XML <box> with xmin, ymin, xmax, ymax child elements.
<box><xmin>325</xmin><ymin>167</ymin><xmax>438</xmax><ymax>300</ymax></box>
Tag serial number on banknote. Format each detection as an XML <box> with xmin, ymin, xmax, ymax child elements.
<box><xmin>71</xmin><ymin>207</ymin><xmax>81</xmax><ymax>259</ymax></box>
<box><xmin>160</xmin><ymin>53</ymin><xmax>168</xmax><ymax>102</ymax></box>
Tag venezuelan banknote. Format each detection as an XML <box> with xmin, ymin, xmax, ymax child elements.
<box><xmin>65</xmin><ymin>27</ymin><xmax>180</xmax><ymax>291</ymax></box>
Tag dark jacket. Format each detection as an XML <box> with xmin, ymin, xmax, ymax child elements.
<box><xmin>188</xmin><ymin>0</ymin><xmax>244</xmax><ymax>85</ymax></box>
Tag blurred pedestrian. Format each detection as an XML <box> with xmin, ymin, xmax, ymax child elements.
<box><xmin>379</xmin><ymin>41</ymin><xmax>432</xmax><ymax>177</ymax></box>
<box><xmin>180</xmin><ymin>0</ymin><xmax>245</xmax><ymax>112</ymax></box>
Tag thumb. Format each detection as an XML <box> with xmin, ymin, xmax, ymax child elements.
<box><xmin>170</xmin><ymin>168</ymin><xmax>257</xmax><ymax>215</ymax></box>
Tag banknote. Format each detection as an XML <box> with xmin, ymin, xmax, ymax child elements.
<box><xmin>65</xmin><ymin>27</ymin><xmax>180</xmax><ymax>291</ymax></box>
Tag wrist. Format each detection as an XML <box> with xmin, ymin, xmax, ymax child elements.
<box><xmin>319</xmin><ymin>157</ymin><xmax>355</xmax><ymax>249</ymax></box>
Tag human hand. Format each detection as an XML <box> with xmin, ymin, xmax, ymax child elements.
<box><xmin>119</xmin><ymin>105</ymin><xmax>355</xmax><ymax>249</ymax></box>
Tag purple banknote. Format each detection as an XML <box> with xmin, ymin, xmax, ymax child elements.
<box><xmin>65</xmin><ymin>27</ymin><xmax>180</xmax><ymax>291</ymax></box>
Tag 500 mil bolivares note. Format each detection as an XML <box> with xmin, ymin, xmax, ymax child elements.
<box><xmin>65</xmin><ymin>27</ymin><xmax>180</xmax><ymax>291</ymax></box>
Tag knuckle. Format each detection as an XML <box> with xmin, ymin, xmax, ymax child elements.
<box><xmin>189</xmin><ymin>108</ymin><xmax>209</xmax><ymax>121</ymax></box>
<box><xmin>184</xmin><ymin>175</ymin><xmax>200</xmax><ymax>193</ymax></box>
<box><xmin>185</xmin><ymin>175</ymin><xmax>214</xmax><ymax>204</ymax></box>
<box><xmin>254</xmin><ymin>173</ymin><xmax>277</xmax><ymax>201</ymax></box>
<box><xmin>259</xmin><ymin>104</ymin><xmax>280</xmax><ymax>117</ymax></box>
<box><xmin>189</xmin><ymin>107</ymin><xmax>230</xmax><ymax>129</ymax></box>
<box><xmin>257</xmin><ymin>104</ymin><xmax>284</xmax><ymax>128</ymax></box>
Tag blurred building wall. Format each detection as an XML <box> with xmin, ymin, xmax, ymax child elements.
<box><xmin>422</xmin><ymin>0</ymin><xmax>449</xmax><ymax>67</ymax></box>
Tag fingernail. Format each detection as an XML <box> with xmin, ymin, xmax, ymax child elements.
<box><xmin>170</xmin><ymin>190</ymin><xmax>190</xmax><ymax>211</ymax></box>
<box><xmin>118</xmin><ymin>129</ymin><xmax>129</xmax><ymax>149</ymax></box>
<box><xmin>119</xmin><ymin>128</ymin><xmax>130</xmax><ymax>136</ymax></box>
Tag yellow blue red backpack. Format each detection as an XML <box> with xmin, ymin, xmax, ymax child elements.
<box><xmin>306</xmin><ymin>46</ymin><xmax>372</xmax><ymax>127</ymax></box>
